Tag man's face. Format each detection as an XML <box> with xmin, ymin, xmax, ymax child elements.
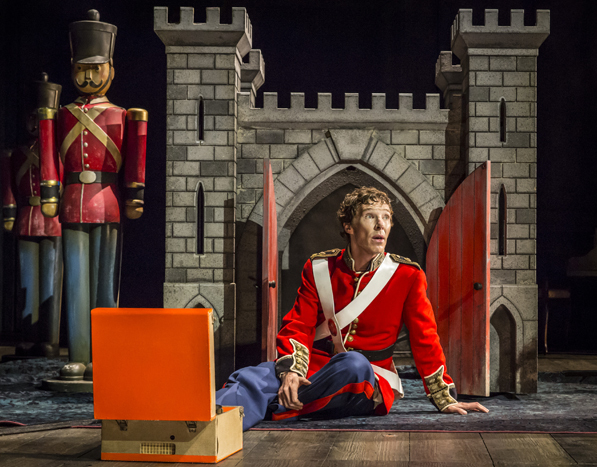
<box><xmin>72</xmin><ymin>62</ymin><xmax>113</xmax><ymax>96</ymax></box>
<box><xmin>344</xmin><ymin>202</ymin><xmax>392</xmax><ymax>258</ymax></box>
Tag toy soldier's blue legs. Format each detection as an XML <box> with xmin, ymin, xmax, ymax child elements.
<box><xmin>15</xmin><ymin>237</ymin><xmax>62</xmax><ymax>357</ymax></box>
<box><xmin>216</xmin><ymin>352</ymin><xmax>377</xmax><ymax>431</ymax></box>
<box><xmin>38</xmin><ymin>237</ymin><xmax>63</xmax><ymax>357</ymax></box>
<box><xmin>62</xmin><ymin>224</ymin><xmax>121</xmax><ymax>378</ymax></box>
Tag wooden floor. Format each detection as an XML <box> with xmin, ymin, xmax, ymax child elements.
<box><xmin>2</xmin><ymin>428</ymin><xmax>597</xmax><ymax>466</ymax></box>
<box><xmin>2</xmin><ymin>351</ymin><xmax>597</xmax><ymax>466</ymax></box>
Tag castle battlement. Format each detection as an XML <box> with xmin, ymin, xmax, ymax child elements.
<box><xmin>451</xmin><ymin>9</ymin><xmax>550</xmax><ymax>58</ymax></box>
<box><xmin>154</xmin><ymin>6</ymin><xmax>252</xmax><ymax>54</ymax></box>
<box><xmin>240</xmin><ymin>50</ymin><xmax>265</xmax><ymax>91</ymax></box>
<box><xmin>238</xmin><ymin>92</ymin><xmax>449</xmax><ymax>130</ymax></box>
<box><xmin>435</xmin><ymin>51</ymin><xmax>463</xmax><ymax>108</ymax></box>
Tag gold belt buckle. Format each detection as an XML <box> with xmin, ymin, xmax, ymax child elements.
<box><xmin>79</xmin><ymin>171</ymin><xmax>97</xmax><ymax>184</ymax></box>
<box><xmin>28</xmin><ymin>196</ymin><xmax>41</xmax><ymax>206</ymax></box>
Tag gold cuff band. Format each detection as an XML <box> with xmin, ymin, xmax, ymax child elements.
<box><xmin>126</xmin><ymin>182</ymin><xmax>146</xmax><ymax>188</ymax></box>
<box><xmin>126</xmin><ymin>108</ymin><xmax>148</xmax><ymax>122</ymax></box>
<box><xmin>125</xmin><ymin>199</ymin><xmax>145</xmax><ymax>206</ymax></box>
<box><xmin>424</xmin><ymin>366</ymin><xmax>458</xmax><ymax>412</ymax></box>
<box><xmin>41</xmin><ymin>180</ymin><xmax>60</xmax><ymax>187</ymax></box>
<box><xmin>38</xmin><ymin>107</ymin><xmax>57</xmax><ymax>120</ymax></box>
<box><xmin>41</xmin><ymin>197</ymin><xmax>59</xmax><ymax>204</ymax></box>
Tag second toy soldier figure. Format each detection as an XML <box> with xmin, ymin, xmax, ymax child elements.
<box><xmin>38</xmin><ymin>10</ymin><xmax>147</xmax><ymax>385</ymax></box>
<box><xmin>2</xmin><ymin>74</ymin><xmax>63</xmax><ymax>358</ymax></box>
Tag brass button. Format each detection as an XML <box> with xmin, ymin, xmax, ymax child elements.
<box><xmin>350</xmin><ymin>330</ymin><xmax>356</xmax><ymax>335</ymax></box>
<box><xmin>84</xmin><ymin>142</ymin><xmax>88</xmax><ymax>147</ymax></box>
<box><xmin>84</xmin><ymin>153</ymin><xmax>88</xmax><ymax>158</ymax></box>
<box><xmin>84</xmin><ymin>108</ymin><xmax>89</xmax><ymax>113</ymax></box>
<box><xmin>347</xmin><ymin>336</ymin><xmax>354</xmax><ymax>342</ymax></box>
<box><xmin>352</xmin><ymin>324</ymin><xmax>358</xmax><ymax>329</ymax></box>
<box><xmin>346</xmin><ymin>347</ymin><xmax>354</xmax><ymax>351</ymax></box>
<box><xmin>354</xmin><ymin>277</ymin><xmax>358</xmax><ymax>282</ymax></box>
<box><xmin>84</xmin><ymin>164</ymin><xmax>90</xmax><ymax>168</ymax></box>
<box><xmin>354</xmin><ymin>318</ymin><xmax>359</xmax><ymax>324</ymax></box>
<box><xmin>84</xmin><ymin>131</ymin><xmax>88</xmax><ymax>135</ymax></box>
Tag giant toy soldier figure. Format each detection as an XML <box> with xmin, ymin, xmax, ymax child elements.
<box><xmin>39</xmin><ymin>10</ymin><xmax>147</xmax><ymax>384</ymax></box>
<box><xmin>2</xmin><ymin>74</ymin><xmax>63</xmax><ymax>358</ymax></box>
<box><xmin>217</xmin><ymin>187</ymin><xmax>488</xmax><ymax>430</ymax></box>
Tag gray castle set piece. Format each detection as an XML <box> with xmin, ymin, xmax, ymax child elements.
<box><xmin>154</xmin><ymin>7</ymin><xmax>549</xmax><ymax>393</ymax></box>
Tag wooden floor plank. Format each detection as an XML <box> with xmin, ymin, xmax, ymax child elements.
<box><xmin>410</xmin><ymin>433</ymin><xmax>492</xmax><ymax>465</ymax></box>
<box><xmin>234</xmin><ymin>430</ymin><xmax>292</xmax><ymax>459</ymax></box>
<box><xmin>482</xmin><ymin>433</ymin><xmax>577</xmax><ymax>466</ymax></box>
<box><xmin>234</xmin><ymin>460</ymin><xmax>323</xmax><ymax>467</ymax></box>
<box><xmin>0</xmin><ymin>430</ymin><xmax>55</xmax><ymax>453</ymax></box>
<box><xmin>323</xmin><ymin>461</ymin><xmax>409</xmax><ymax>467</ymax></box>
<box><xmin>325</xmin><ymin>432</ymin><xmax>409</xmax><ymax>461</ymax></box>
<box><xmin>552</xmin><ymin>433</ymin><xmax>597</xmax><ymax>465</ymax></box>
<box><xmin>216</xmin><ymin>431</ymin><xmax>270</xmax><ymax>467</ymax></box>
<box><xmin>275</xmin><ymin>431</ymin><xmax>337</xmax><ymax>460</ymax></box>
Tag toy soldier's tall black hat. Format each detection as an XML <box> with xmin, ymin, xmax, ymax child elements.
<box><xmin>69</xmin><ymin>9</ymin><xmax>117</xmax><ymax>64</ymax></box>
<box><xmin>33</xmin><ymin>73</ymin><xmax>61</xmax><ymax>110</ymax></box>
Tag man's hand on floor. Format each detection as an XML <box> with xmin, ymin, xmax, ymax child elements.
<box><xmin>443</xmin><ymin>402</ymin><xmax>489</xmax><ymax>415</ymax></box>
<box><xmin>278</xmin><ymin>371</ymin><xmax>312</xmax><ymax>410</ymax></box>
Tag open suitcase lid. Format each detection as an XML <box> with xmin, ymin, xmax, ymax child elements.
<box><xmin>92</xmin><ymin>308</ymin><xmax>216</xmax><ymax>422</ymax></box>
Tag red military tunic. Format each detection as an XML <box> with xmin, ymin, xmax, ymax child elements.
<box><xmin>39</xmin><ymin>95</ymin><xmax>147</xmax><ymax>224</ymax></box>
<box><xmin>275</xmin><ymin>248</ymin><xmax>457</xmax><ymax>415</ymax></box>
<box><xmin>1</xmin><ymin>144</ymin><xmax>61</xmax><ymax>237</ymax></box>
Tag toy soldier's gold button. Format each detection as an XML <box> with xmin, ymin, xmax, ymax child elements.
<box><xmin>354</xmin><ymin>318</ymin><xmax>359</xmax><ymax>324</ymax></box>
<box><xmin>354</xmin><ymin>277</ymin><xmax>358</xmax><ymax>282</ymax></box>
<box><xmin>84</xmin><ymin>131</ymin><xmax>88</xmax><ymax>135</ymax></box>
<box><xmin>347</xmin><ymin>347</ymin><xmax>354</xmax><ymax>351</ymax></box>
<box><xmin>84</xmin><ymin>108</ymin><xmax>89</xmax><ymax>113</ymax></box>
<box><xmin>350</xmin><ymin>330</ymin><xmax>356</xmax><ymax>335</ymax></box>
<box><xmin>84</xmin><ymin>142</ymin><xmax>88</xmax><ymax>147</ymax></box>
<box><xmin>352</xmin><ymin>324</ymin><xmax>358</xmax><ymax>329</ymax></box>
<box><xmin>347</xmin><ymin>336</ymin><xmax>354</xmax><ymax>342</ymax></box>
<box><xmin>84</xmin><ymin>164</ymin><xmax>90</xmax><ymax>168</ymax></box>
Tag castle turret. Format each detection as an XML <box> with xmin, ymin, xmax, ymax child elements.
<box><xmin>444</xmin><ymin>9</ymin><xmax>550</xmax><ymax>393</ymax></box>
<box><xmin>154</xmin><ymin>6</ymin><xmax>256</xmax><ymax>383</ymax></box>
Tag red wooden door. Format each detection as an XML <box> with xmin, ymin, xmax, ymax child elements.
<box><xmin>426</xmin><ymin>162</ymin><xmax>491</xmax><ymax>396</ymax></box>
<box><xmin>262</xmin><ymin>159</ymin><xmax>278</xmax><ymax>362</ymax></box>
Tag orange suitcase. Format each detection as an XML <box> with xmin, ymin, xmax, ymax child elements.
<box><xmin>92</xmin><ymin>307</ymin><xmax>243</xmax><ymax>463</ymax></box>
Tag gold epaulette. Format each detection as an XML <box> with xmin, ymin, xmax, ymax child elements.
<box><xmin>389</xmin><ymin>253</ymin><xmax>421</xmax><ymax>270</ymax></box>
<box><xmin>310</xmin><ymin>248</ymin><xmax>342</xmax><ymax>261</ymax></box>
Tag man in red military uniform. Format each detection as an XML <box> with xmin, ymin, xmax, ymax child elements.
<box><xmin>217</xmin><ymin>187</ymin><xmax>487</xmax><ymax>429</ymax></box>
<box><xmin>38</xmin><ymin>10</ymin><xmax>147</xmax><ymax>383</ymax></box>
<box><xmin>1</xmin><ymin>74</ymin><xmax>63</xmax><ymax>357</ymax></box>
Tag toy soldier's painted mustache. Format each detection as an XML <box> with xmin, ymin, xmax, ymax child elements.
<box><xmin>76</xmin><ymin>78</ymin><xmax>103</xmax><ymax>88</ymax></box>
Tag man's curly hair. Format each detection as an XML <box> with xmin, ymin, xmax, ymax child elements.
<box><xmin>337</xmin><ymin>187</ymin><xmax>394</xmax><ymax>240</ymax></box>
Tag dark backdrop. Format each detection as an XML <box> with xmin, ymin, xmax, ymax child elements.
<box><xmin>1</xmin><ymin>0</ymin><xmax>596</xmax><ymax>350</ymax></box>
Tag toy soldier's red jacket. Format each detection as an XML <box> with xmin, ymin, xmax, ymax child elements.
<box><xmin>2</xmin><ymin>144</ymin><xmax>62</xmax><ymax>237</ymax></box>
<box><xmin>39</xmin><ymin>95</ymin><xmax>147</xmax><ymax>224</ymax></box>
<box><xmin>275</xmin><ymin>247</ymin><xmax>457</xmax><ymax>415</ymax></box>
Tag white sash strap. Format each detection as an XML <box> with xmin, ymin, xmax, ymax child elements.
<box><xmin>312</xmin><ymin>258</ymin><xmax>346</xmax><ymax>353</ymax></box>
<box><xmin>371</xmin><ymin>364</ymin><xmax>404</xmax><ymax>399</ymax></box>
<box><xmin>314</xmin><ymin>254</ymin><xmax>399</xmax><ymax>340</ymax></box>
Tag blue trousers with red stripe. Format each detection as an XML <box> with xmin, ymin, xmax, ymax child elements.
<box><xmin>215</xmin><ymin>352</ymin><xmax>377</xmax><ymax>431</ymax></box>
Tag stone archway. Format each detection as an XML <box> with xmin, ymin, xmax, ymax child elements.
<box><xmin>490</xmin><ymin>296</ymin><xmax>524</xmax><ymax>393</ymax></box>
<box><xmin>249</xmin><ymin>131</ymin><xmax>444</xmax><ymax>242</ymax></box>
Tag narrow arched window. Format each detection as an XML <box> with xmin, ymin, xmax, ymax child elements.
<box><xmin>196</xmin><ymin>182</ymin><xmax>205</xmax><ymax>255</ymax></box>
<box><xmin>498</xmin><ymin>184</ymin><xmax>507</xmax><ymax>256</ymax></box>
<box><xmin>198</xmin><ymin>96</ymin><xmax>205</xmax><ymax>142</ymax></box>
<box><xmin>499</xmin><ymin>98</ymin><xmax>507</xmax><ymax>143</ymax></box>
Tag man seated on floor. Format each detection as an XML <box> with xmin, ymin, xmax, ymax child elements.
<box><xmin>216</xmin><ymin>186</ymin><xmax>488</xmax><ymax>430</ymax></box>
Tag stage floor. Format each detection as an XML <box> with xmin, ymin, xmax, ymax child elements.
<box><xmin>2</xmin><ymin>428</ymin><xmax>597</xmax><ymax>466</ymax></box>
